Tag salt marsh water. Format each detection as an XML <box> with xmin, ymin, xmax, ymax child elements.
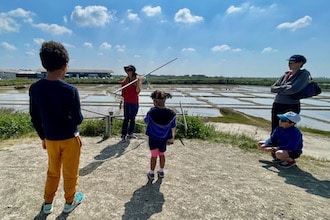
<box><xmin>1</xmin><ymin>84</ymin><xmax>329</xmax><ymax>131</ymax></box>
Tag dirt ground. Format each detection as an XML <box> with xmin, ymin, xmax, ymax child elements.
<box><xmin>0</xmin><ymin>124</ymin><xmax>329</xmax><ymax>220</ymax></box>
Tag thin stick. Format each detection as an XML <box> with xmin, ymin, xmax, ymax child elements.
<box><xmin>113</xmin><ymin>58</ymin><xmax>178</xmax><ymax>94</ymax></box>
<box><xmin>180</xmin><ymin>101</ymin><xmax>188</xmax><ymax>134</ymax></box>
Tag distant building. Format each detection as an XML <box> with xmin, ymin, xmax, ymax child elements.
<box><xmin>0</xmin><ymin>69</ymin><xmax>18</xmax><ymax>79</ymax></box>
<box><xmin>38</xmin><ymin>68</ymin><xmax>113</xmax><ymax>78</ymax></box>
<box><xmin>0</xmin><ymin>68</ymin><xmax>113</xmax><ymax>79</ymax></box>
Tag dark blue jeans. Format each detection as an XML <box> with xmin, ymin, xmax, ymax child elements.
<box><xmin>121</xmin><ymin>103</ymin><xmax>139</xmax><ymax>137</ymax></box>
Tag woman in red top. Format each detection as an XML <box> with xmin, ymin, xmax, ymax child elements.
<box><xmin>120</xmin><ymin>65</ymin><xmax>142</xmax><ymax>141</ymax></box>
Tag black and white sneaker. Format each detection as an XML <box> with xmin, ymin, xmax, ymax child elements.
<box><xmin>157</xmin><ymin>171</ymin><xmax>165</xmax><ymax>178</ymax></box>
<box><xmin>147</xmin><ymin>172</ymin><xmax>155</xmax><ymax>181</ymax></box>
<box><xmin>278</xmin><ymin>160</ymin><xmax>296</xmax><ymax>169</ymax></box>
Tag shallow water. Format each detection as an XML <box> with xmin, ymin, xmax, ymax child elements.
<box><xmin>1</xmin><ymin>84</ymin><xmax>329</xmax><ymax>131</ymax></box>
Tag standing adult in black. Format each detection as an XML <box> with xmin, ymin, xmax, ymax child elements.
<box><xmin>270</xmin><ymin>55</ymin><xmax>310</xmax><ymax>133</ymax></box>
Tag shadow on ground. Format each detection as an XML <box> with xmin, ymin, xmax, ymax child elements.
<box><xmin>79</xmin><ymin>140</ymin><xmax>130</xmax><ymax>176</ymax></box>
<box><xmin>122</xmin><ymin>178</ymin><xmax>164</xmax><ymax>220</ymax></box>
<box><xmin>259</xmin><ymin>159</ymin><xmax>330</xmax><ymax>199</ymax></box>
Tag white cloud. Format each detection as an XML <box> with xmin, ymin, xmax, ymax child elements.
<box><xmin>63</xmin><ymin>43</ymin><xmax>75</xmax><ymax>48</ymax></box>
<box><xmin>71</xmin><ymin>5</ymin><xmax>113</xmax><ymax>27</ymax></box>
<box><xmin>181</xmin><ymin>48</ymin><xmax>196</xmax><ymax>52</ymax></box>
<box><xmin>115</xmin><ymin>44</ymin><xmax>126</xmax><ymax>52</ymax></box>
<box><xmin>25</xmin><ymin>49</ymin><xmax>36</xmax><ymax>56</ymax></box>
<box><xmin>33</xmin><ymin>38</ymin><xmax>45</xmax><ymax>45</ymax></box>
<box><xmin>33</xmin><ymin>23</ymin><xmax>72</xmax><ymax>35</ymax></box>
<box><xmin>174</xmin><ymin>8</ymin><xmax>203</xmax><ymax>24</ymax></box>
<box><xmin>100</xmin><ymin>42</ymin><xmax>112</xmax><ymax>50</ymax></box>
<box><xmin>141</xmin><ymin>6</ymin><xmax>161</xmax><ymax>16</ymax></box>
<box><xmin>226</xmin><ymin>3</ymin><xmax>277</xmax><ymax>15</ymax></box>
<box><xmin>1</xmin><ymin>42</ymin><xmax>17</xmax><ymax>51</ymax></box>
<box><xmin>211</xmin><ymin>45</ymin><xmax>231</xmax><ymax>52</ymax></box>
<box><xmin>127</xmin><ymin>10</ymin><xmax>140</xmax><ymax>21</ymax></box>
<box><xmin>261</xmin><ymin>47</ymin><xmax>277</xmax><ymax>53</ymax></box>
<box><xmin>232</xmin><ymin>48</ymin><xmax>242</xmax><ymax>52</ymax></box>
<box><xmin>7</xmin><ymin>8</ymin><xmax>35</xmax><ymax>21</ymax></box>
<box><xmin>83</xmin><ymin>42</ymin><xmax>93</xmax><ymax>48</ymax></box>
<box><xmin>0</xmin><ymin>16</ymin><xmax>20</xmax><ymax>33</ymax></box>
<box><xmin>0</xmin><ymin>8</ymin><xmax>34</xmax><ymax>33</ymax></box>
<box><xmin>276</xmin><ymin>16</ymin><xmax>312</xmax><ymax>31</ymax></box>
<box><xmin>226</xmin><ymin>5</ymin><xmax>243</xmax><ymax>14</ymax></box>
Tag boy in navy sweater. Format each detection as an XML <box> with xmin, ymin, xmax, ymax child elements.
<box><xmin>29</xmin><ymin>41</ymin><xmax>84</xmax><ymax>215</ymax></box>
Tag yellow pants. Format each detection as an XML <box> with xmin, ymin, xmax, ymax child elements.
<box><xmin>44</xmin><ymin>136</ymin><xmax>82</xmax><ymax>204</ymax></box>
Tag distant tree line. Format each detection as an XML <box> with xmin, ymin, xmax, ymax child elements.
<box><xmin>1</xmin><ymin>75</ymin><xmax>329</xmax><ymax>90</ymax></box>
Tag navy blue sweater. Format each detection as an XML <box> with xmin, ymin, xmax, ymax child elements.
<box><xmin>29</xmin><ymin>79</ymin><xmax>83</xmax><ymax>140</ymax></box>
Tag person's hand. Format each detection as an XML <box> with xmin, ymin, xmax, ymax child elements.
<box><xmin>42</xmin><ymin>139</ymin><xmax>46</xmax><ymax>150</ymax></box>
<box><xmin>257</xmin><ymin>141</ymin><xmax>266</xmax><ymax>148</ymax></box>
<box><xmin>286</xmin><ymin>84</ymin><xmax>292</xmax><ymax>89</ymax></box>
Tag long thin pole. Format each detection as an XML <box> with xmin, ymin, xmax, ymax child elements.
<box><xmin>180</xmin><ymin>101</ymin><xmax>188</xmax><ymax>134</ymax></box>
<box><xmin>113</xmin><ymin>58</ymin><xmax>178</xmax><ymax>94</ymax></box>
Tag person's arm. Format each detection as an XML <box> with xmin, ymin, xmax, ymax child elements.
<box><xmin>121</xmin><ymin>78</ymin><xmax>126</xmax><ymax>98</ymax></box>
<box><xmin>136</xmin><ymin>76</ymin><xmax>142</xmax><ymax>93</ymax></box>
<box><xmin>270</xmin><ymin>73</ymin><xmax>289</xmax><ymax>93</ymax></box>
<box><xmin>279</xmin><ymin>70</ymin><xmax>310</xmax><ymax>95</ymax></box>
<box><xmin>258</xmin><ymin>128</ymin><xmax>279</xmax><ymax>150</ymax></box>
<box><xmin>144</xmin><ymin>111</ymin><xmax>150</xmax><ymax>124</ymax></box>
<box><xmin>70</xmin><ymin>88</ymin><xmax>83</xmax><ymax>126</ymax></box>
<box><xmin>29</xmin><ymin>86</ymin><xmax>45</xmax><ymax>140</ymax></box>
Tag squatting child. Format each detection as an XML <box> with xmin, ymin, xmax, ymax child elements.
<box><xmin>144</xmin><ymin>90</ymin><xmax>177</xmax><ymax>180</ymax></box>
<box><xmin>258</xmin><ymin>111</ymin><xmax>303</xmax><ymax>168</ymax></box>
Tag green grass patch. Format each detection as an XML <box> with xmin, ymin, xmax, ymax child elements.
<box><xmin>0</xmin><ymin>107</ymin><xmax>34</xmax><ymax>140</ymax></box>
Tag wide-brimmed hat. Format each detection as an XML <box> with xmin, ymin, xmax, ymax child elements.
<box><xmin>124</xmin><ymin>65</ymin><xmax>136</xmax><ymax>72</ymax></box>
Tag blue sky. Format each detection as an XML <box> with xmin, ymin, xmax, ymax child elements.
<box><xmin>1</xmin><ymin>0</ymin><xmax>329</xmax><ymax>77</ymax></box>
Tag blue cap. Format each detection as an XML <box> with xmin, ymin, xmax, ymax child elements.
<box><xmin>277</xmin><ymin>111</ymin><xmax>301</xmax><ymax>123</ymax></box>
<box><xmin>287</xmin><ymin>55</ymin><xmax>307</xmax><ymax>64</ymax></box>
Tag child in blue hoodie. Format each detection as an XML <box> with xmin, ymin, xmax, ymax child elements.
<box><xmin>258</xmin><ymin>111</ymin><xmax>303</xmax><ymax>168</ymax></box>
<box><xmin>144</xmin><ymin>90</ymin><xmax>176</xmax><ymax>180</ymax></box>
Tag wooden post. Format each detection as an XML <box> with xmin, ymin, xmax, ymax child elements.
<box><xmin>109</xmin><ymin>111</ymin><xmax>113</xmax><ymax>137</ymax></box>
<box><xmin>104</xmin><ymin>115</ymin><xmax>110</xmax><ymax>139</ymax></box>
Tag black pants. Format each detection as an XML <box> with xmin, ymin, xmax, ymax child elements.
<box><xmin>271</xmin><ymin>102</ymin><xmax>300</xmax><ymax>133</ymax></box>
<box><xmin>121</xmin><ymin>103</ymin><xmax>139</xmax><ymax>137</ymax></box>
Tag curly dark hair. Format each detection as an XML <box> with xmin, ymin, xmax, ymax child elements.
<box><xmin>150</xmin><ymin>90</ymin><xmax>172</xmax><ymax>101</ymax></box>
<box><xmin>39</xmin><ymin>41</ymin><xmax>69</xmax><ymax>71</ymax></box>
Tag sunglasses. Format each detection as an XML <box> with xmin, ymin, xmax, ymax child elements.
<box><xmin>280</xmin><ymin>119</ymin><xmax>289</xmax><ymax>122</ymax></box>
<box><xmin>125</xmin><ymin>68</ymin><xmax>134</xmax><ymax>71</ymax></box>
<box><xmin>288</xmin><ymin>61</ymin><xmax>296</xmax><ymax>65</ymax></box>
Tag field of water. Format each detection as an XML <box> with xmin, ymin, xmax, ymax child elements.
<box><xmin>1</xmin><ymin>84</ymin><xmax>329</xmax><ymax>131</ymax></box>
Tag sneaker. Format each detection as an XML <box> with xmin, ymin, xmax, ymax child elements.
<box><xmin>127</xmin><ymin>134</ymin><xmax>137</xmax><ymax>139</ymax></box>
<box><xmin>157</xmin><ymin>171</ymin><xmax>165</xmax><ymax>178</ymax></box>
<box><xmin>42</xmin><ymin>202</ymin><xmax>53</xmax><ymax>214</ymax></box>
<box><xmin>167</xmin><ymin>139</ymin><xmax>174</xmax><ymax>145</ymax></box>
<box><xmin>63</xmin><ymin>192</ymin><xmax>84</xmax><ymax>213</ymax></box>
<box><xmin>278</xmin><ymin>160</ymin><xmax>296</xmax><ymax>169</ymax></box>
<box><xmin>272</xmin><ymin>158</ymin><xmax>281</xmax><ymax>163</ymax></box>
<box><xmin>147</xmin><ymin>172</ymin><xmax>155</xmax><ymax>181</ymax></box>
<box><xmin>120</xmin><ymin>135</ymin><xmax>127</xmax><ymax>143</ymax></box>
